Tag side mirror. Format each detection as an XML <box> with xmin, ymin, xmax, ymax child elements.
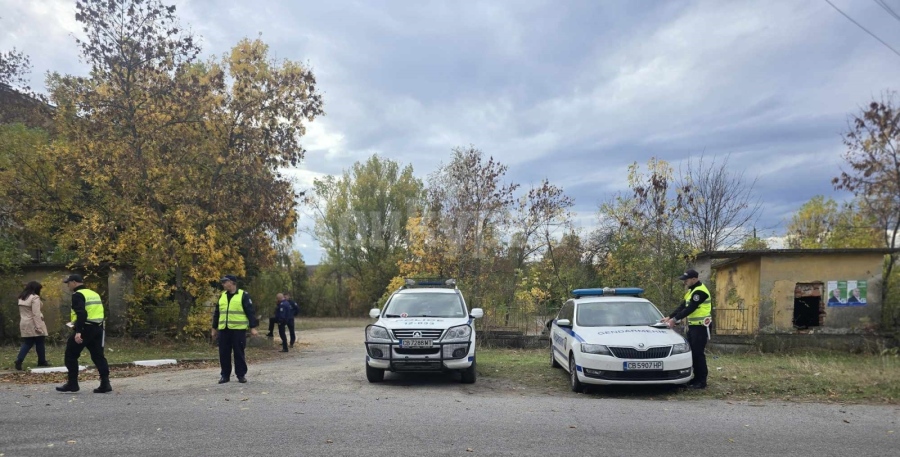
<box><xmin>369</xmin><ymin>308</ymin><xmax>381</xmax><ymax>319</ymax></box>
<box><xmin>556</xmin><ymin>319</ymin><xmax>572</xmax><ymax>328</ymax></box>
<box><xmin>470</xmin><ymin>308</ymin><xmax>484</xmax><ymax>319</ymax></box>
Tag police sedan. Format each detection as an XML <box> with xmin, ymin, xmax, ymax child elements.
<box><xmin>549</xmin><ymin>288</ymin><xmax>693</xmax><ymax>392</ymax></box>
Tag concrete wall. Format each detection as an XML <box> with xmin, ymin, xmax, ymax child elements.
<box><xmin>714</xmin><ymin>258</ymin><xmax>760</xmax><ymax>334</ymax></box>
<box><xmin>758</xmin><ymin>254</ymin><xmax>883</xmax><ymax>333</ymax></box>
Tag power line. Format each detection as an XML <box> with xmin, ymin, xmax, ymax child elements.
<box><xmin>873</xmin><ymin>0</ymin><xmax>900</xmax><ymax>23</ymax></box>
<box><xmin>825</xmin><ymin>0</ymin><xmax>900</xmax><ymax>59</ymax></box>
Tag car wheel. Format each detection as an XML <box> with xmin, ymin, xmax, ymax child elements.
<box><xmin>366</xmin><ymin>363</ymin><xmax>385</xmax><ymax>383</ymax></box>
<box><xmin>460</xmin><ymin>357</ymin><xmax>477</xmax><ymax>384</ymax></box>
<box><xmin>550</xmin><ymin>344</ymin><xmax>561</xmax><ymax>369</ymax></box>
<box><xmin>569</xmin><ymin>355</ymin><xmax>583</xmax><ymax>393</ymax></box>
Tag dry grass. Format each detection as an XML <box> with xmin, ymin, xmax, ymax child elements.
<box><xmin>477</xmin><ymin>347</ymin><xmax>900</xmax><ymax>404</ymax></box>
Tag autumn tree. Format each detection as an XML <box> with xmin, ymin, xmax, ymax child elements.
<box><xmin>677</xmin><ymin>154</ymin><xmax>761</xmax><ymax>252</ymax></box>
<box><xmin>592</xmin><ymin>158</ymin><xmax>691</xmax><ymax>309</ymax></box>
<box><xmin>834</xmin><ymin>93</ymin><xmax>900</xmax><ymax>326</ymax></box>
<box><xmin>23</xmin><ymin>0</ymin><xmax>323</xmax><ymax>333</ymax></box>
<box><xmin>786</xmin><ymin>196</ymin><xmax>839</xmax><ymax>249</ymax></box>
<box><xmin>405</xmin><ymin>147</ymin><xmax>518</xmax><ymax>309</ymax></box>
<box><xmin>307</xmin><ymin>155</ymin><xmax>423</xmax><ymax>315</ymax></box>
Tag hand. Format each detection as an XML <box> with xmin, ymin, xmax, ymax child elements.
<box><xmin>74</xmin><ymin>333</ymin><xmax>83</xmax><ymax>344</ymax></box>
<box><xmin>250</xmin><ymin>328</ymin><xmax>259</xmax><ymax>337</ymax></box>
<box><xmin>211</xmin><ymin>329</ymin><xmax>218</xmax><ymax>338</ymax></box>
<box><xmin>666</xmin><ymin>319</ymin><xmax>676</xmax><ymax>329</ymax></box>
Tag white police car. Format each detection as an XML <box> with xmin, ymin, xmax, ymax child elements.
<box><xmin>365</xmin><ymin>279</ymin><xmax>484</xmax><ymax>383</ymax></box>
<box><xmin>549</xmin><ymin>287</ymin><xmax>693</xmax><ymax>391</ymax></box>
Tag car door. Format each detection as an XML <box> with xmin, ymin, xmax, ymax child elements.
<box><xmin>551</xmin><ymin>300</ymin><xmax>575</xmax><ymax>368</ymax></box>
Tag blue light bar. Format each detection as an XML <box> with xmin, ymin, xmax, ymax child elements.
<box><xmin>572</xmin><ymin>287</ymin><xmax>644</xmax><ymax>298</ymax></box>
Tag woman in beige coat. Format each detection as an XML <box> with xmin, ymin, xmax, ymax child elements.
<box><xmin>15</xmin><ymin>281</ymin><xmax>50</xmax><ymax>370</ymax></box>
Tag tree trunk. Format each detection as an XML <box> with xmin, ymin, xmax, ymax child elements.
<box><xmin>174</xmin><ymin>264</ymin><xmax>196</xmax><ymax>336</ymax></box>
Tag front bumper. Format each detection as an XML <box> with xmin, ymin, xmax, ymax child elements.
<box><xmin>365</xmin><ymin>340</ymin><xmax>474</xmax><ymax>372</ymax></box>
<box><xmin>575</xmin><ymin>351</ymin><xmax>693</xmax><ymax>385</ymax></box>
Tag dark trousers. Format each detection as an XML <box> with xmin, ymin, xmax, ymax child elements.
<box><xmin>277</xmin><ymin>322</ymin><xmax>288</xmax><ymax>351</ymax></box>
<box><xmin>64</xmin><ymin>325</ymin><xmax>109</xmax><ymax>384</ymax></box>
<box><xmin>270</xmin><ymin>318</ymin><xmax>296</xmax><ymax>346</ymax></box>
<box><xmin>687</xmin><ymin>325</ymin><xmax>709</xmax><ymax>386</ymax></box>
<box><xmin>287</xmin><ymin>319</ymin><xmax>296</xmax><ymax>346</ymax></box>
<box><xmin>217</xmin><ymin>328</ymin><xmax>247</xmax><ymax>378</ymax></box>
<box><xmin>17</xmin><ymin>336</ymin><xmax>47</xmax><ymax>363</ymax></box>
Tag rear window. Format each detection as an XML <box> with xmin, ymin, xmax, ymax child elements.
<box><xmin>576</xmin><ymin>301</ymin><xmax>664</xmax><ymax>327</ymax></box>
<box><xmin>384</xmin><ymin>293</ymin><xmax>466</xmax><ymax>318</ymax></box>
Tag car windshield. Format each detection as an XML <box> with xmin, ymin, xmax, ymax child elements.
<box><xmin>384</xmin><ymin>293</ymin><xmax>466</xmax><ymax>318</ymax></box>
<box><xmin>576</xmin><ymin>301</ymin><xmax>664</xmax><ymax>327</ymax></box>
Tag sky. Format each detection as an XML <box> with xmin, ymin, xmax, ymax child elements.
<box><xmin>2</xmin><ymin>0</ymin><xmax>900</xmax><ymax>264</ymax></box>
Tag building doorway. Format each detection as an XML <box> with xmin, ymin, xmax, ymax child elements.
<box><xmin>794</xmin><ymin>282</ymin><xmax>824</xmax><ymax>329</ymax></box>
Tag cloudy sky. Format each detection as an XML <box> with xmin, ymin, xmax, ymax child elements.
<box><xmin>3</xmin><ymin>0</ymin><xmax>900</xmax><ymax>263</ymax></box>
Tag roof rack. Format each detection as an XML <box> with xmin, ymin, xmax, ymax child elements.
<box><xmin>572</xmin><ymin>287</ymin><xmax>644</xmax><ymax>298</ymax></box>
<box><xmin>401</xmin><ymin>278</ymin><xmax>458</xmax><ymax>289</ymax></box>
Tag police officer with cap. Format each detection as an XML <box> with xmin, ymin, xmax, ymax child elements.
<box><xmin>56</xmin><ymin>274</ymin><xmax>112</xmax><ymax>393</ymax></box>
<box><xmin>662</xmin><ymin>268</ymin><xmax>712</xmax><ymax>389</ymax></box>
<box><xmin>211</xmin><ymin>275</ymin><xmax>258</xmax><ymax>384</ymax></box>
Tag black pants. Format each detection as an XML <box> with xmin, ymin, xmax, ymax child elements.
<box><xmin>64</xmin><ymin>325</ymin><xmax>109</xmax><ymax>384</ymax></box>
<box><xmin>218</xmin><ymin>328</ymin><xmax>247</xmax><ymax>378</ymax></box>
<box><xmin>286</xmin><ymin>318</ymin><xmax>296</xmax><ymax>347</ymax></box>
<box><xmin>17</xmin><ymin>336</ymin><xmax>47</xmax><ymax>363</ymax></box>
<box><xmin>268</xmin><ymin>317</ymin><xmax>277</xmax><ymax>335</ymax></box>
<box><xmin>277</xmin><ymin>322</ymin><xmax>288</xmax><ymax>351</ymax></box>
<box><xmin>687</xmin><ymin>325</ymin><xmax>709</xmax><ymax>386</ymax></box>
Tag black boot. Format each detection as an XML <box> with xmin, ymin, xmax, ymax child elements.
<box><xmin>56</xmin><ymin>382</ymin><xmax>80</xmax><ymax>392</ymax></box>
<box><xmin>37</xmin><ymin>361</ymin><xmax>51</xmax><ymax>367</ymax></box>
<box><xmin>94</xmin><ymin>377</ymin><xmax>112</xmax><ymax>393</ymax></box>
<box><xmin>14</xmin><ymin>360</ymin><xmax>23</xmax><ymax>371</ymax></box>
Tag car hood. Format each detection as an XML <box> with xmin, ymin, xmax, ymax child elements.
<box><xmin>375</xmin><ymin>317</ymin><xmax>471</xmax><ymax>330</ymax></box>
<box><xmin>579</xmin><ymin>326</ymin><xmax>686</xmax><ymax>347</ymax></box>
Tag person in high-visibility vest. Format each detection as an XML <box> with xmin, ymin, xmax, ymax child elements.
<box><xmin>56</xmin><ymin>274</ymin><xmax>112</xmax><ymax>393</ymax></box>
<box><xmin>211</xmin><ymin>275</ymin><xmax>258</xmax><ymax>384</ymax></box>
<box><xmin>662</xmin><ymin>269</ymin><xmax>712</xmax><ymax>390</ymax></box>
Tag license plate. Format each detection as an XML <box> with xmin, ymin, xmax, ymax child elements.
<box><xmin>624</xmin><ymin>361</ymin><xmax>663</xmax><ymax>371</ymax></box>
<box><xmin>400</xmin><ymin>339</ymin><xmax>433</xmax><ymax>348</ymax></box>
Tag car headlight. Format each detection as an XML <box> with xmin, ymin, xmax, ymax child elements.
<box><xmin>366</xmin><ymin>325</ymin><xmax>391</xmax><ymax>342</ymax></box>
<box><xmin>671</xmin><ymin>342</ymin><xmax>690</xmax><ymax>354</ymax></box>
<box><xmin>580</xmin><ymin>343</ymin><xmax>612</xmax><ymax>355</ymax></box>
<box><xmin>441</xmin><ymin>324</ymin><xmax>472</xmax><ymax>342</ymax></box>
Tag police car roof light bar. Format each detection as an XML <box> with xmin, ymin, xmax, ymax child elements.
<box><xmin>401</xmin><ymin>278</ymin><xmax>458</xmax><ymax>289</ymax></box>
<box><xmin>571</xmin><ymin>287</ymin><xmax>644</xmax><ymax>298</ymax></box>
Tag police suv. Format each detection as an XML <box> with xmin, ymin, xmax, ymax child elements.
<box><xmin>365</xmin><ymin>279</ymin><xmax>483</xmax><ymax>383</ymax></box>
<box><xmin>549</xmin><ymin>287</ymin><xmax>693</xmax><ymax>391</ymax></box>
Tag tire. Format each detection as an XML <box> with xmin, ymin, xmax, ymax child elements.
<box><xmin>460</xmin><ymin>357</ymin><xmax>477</xmax><ymax>384</ymax></box>
<box><xmin>366</xmin><ymin>363</ymin><xmax>385</xmax><ymax>383</ymax></box>
<box><xmin>569</xmin><ymin>355</ymin><xmax>583</xmax><ymax>393</ymax></box>
<box><xmin>550</xmin><ymin>344</ymin><xmax>561</xmax><ymax>369</ymax></box>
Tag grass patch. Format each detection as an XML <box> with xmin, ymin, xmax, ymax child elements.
<box><xmin>1</xmin><ymin>335</ymin><xmax>287</xmax><ymax>372</ymax></box>
<box><xmin>477</xmin><ymin>347</ymin><xmax>900</xmax><ymax>404</ymax></box>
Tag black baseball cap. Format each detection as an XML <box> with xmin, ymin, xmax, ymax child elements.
<box><xmin>63</xmin><ymin>274</ymin><xmax>84</xmax><ymax>284</ymax></box>
<box><xmin>678</xmin><ymin>269</ymin><xmax>699</xmax><ymax>280</ymax></box>
<box><xmin>219</xmin><ymin>275</ymin><xmax>238</xmax><ymax>283</ymax></box>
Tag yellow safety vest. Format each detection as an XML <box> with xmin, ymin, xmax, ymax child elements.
<box><xmin>684</xmin><ymin>283</ymin><xmax>712</xmax><ymax>326</ymax></box>
<box><xmin>218</xmin><ymin>289</ymin><xmax>249</xmax><ymax>330</ymax></box>
<box><xmin>70</xmin><ymin>288</ymin><xmax>105</xmax><ymax>323</ymax></box>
